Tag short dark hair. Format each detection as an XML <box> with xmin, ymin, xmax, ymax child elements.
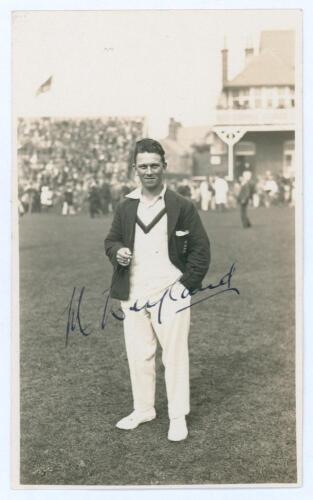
<box><xmin>133</xmin><ymin>138</ymin><xmax>166</xmax><ymax>164</ymax></box>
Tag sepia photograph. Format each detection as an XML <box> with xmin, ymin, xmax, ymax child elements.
<box><xmin>12</xmin><ymin>8</ymin><xmax>301</xmax><ymax>488</ymax></box>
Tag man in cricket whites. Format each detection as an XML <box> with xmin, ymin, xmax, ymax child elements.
<box><xmin>105</xmin><ymin>138</ymin><xmax>210</xmax><ymax>441</ymax></box>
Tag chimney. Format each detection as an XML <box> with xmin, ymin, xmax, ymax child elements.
<box><xmin>245</xmin><ymin>36</ymin><xmax>254</xmax><ymax>65</ymax></box>
<box><xmin>168</xmin><ymin>118</ymin><xmax>181</xmax><ymax>141</ymax></box>
<box><xmin>245</xmin><ymin>47</ymin><xmax>254</xmax><ymax>64</ymax></box>
<box><xmin>221</xmin><ymin>38</ymin><xmax>228</xmax><ymax>87</ymax></box>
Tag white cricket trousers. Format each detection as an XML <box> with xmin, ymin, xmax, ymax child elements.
<box><xmin>121</xmin><ymin>285</ymin><xmax>191</xmax><ymax>420</ymax></box>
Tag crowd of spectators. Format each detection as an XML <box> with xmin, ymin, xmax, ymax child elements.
<box><xmin>168</xmin><ymin>170</ymin><xmax>295</xmax><ymax>211</ymax></box>
<box><xmin>17</xmin><ymin>117</ymin><xmax>295</xmax><ymax>216</ymax></box>
<box><xmin>17</xmin><ymin>117</ymin><xmax>144</xmax><ymax>216</ymax></box>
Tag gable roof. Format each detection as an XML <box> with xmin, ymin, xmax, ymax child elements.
<box><xmin>176</xmin><ymin>125</ymin><xmax>211</xmax><ymax>148</ymax></box>
<box><xmin>160</xmin><ymin>137</ymin><xmax>188</xmax><ymax>156</ymax></box>
<box><xmin>225</xmin><ymin>30</ymin><xmax>295</xmax><ymax>88</ymax></box>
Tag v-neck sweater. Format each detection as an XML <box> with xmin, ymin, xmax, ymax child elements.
<box><xmin>125</xmin><ymin>186</ymin><xmax>182</xmax><ymax>301</ymax></box>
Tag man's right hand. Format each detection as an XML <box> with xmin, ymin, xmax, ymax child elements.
<box><xmin>116</xmin><ymin>247</ymin><xmax>132</xmax><ymax>267</ymax></box>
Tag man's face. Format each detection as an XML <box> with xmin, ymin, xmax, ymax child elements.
<box><xmin>134</xmin><ymin>152</ymin><xmax>166</xmax><ymax>192</ymax></box>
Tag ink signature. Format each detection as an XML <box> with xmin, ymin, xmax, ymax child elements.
<box><xmin>129</xmin><ymin>263</ymin><xmax>239</xmax><ymax>324</ymax></box>
<box><xmin>65</xmin><ymin>286</ymin><xmax>92</xmax><ymax>347</ymax></box>
<box><xmin>64</xmin><ymin>263</ymin><xmax>239</xmax><ymax>346</ymax></box>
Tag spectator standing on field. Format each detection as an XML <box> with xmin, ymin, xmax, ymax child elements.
<box><xmin>200</xmin><ymin>178</ymin><xmax>210</xmax><ymax>211</ymax></box>
<box><xmin>263</xmin><ymin>172</ymin><xmax>279</xmax><ymax>207</ymax></box>
<box><xmin>99</xmin><ymin>180</ymin><xmax>111</xmax><ymax>215</ymax></box>
<box><xmin>40</xmin><ymin>185</ymin><xmax>53</xmax><ymax>212</ymax></box>
<box><xmin>88</xmin><ymin>183</ymin><xmax>102</xmax><ymax>218</ymax></box>
<box><xmin>237</xmin><ymin>170</ymin><xmax>254</xmax><ymax>228</ymax></box>
<box><xmin>208</xmin><ymin>176</ymin><xmax>216</xmax><ymax>210</ymax></box>
<box><xmin>62</xmin><ymin>183</ymin><xmax>75</xmax><ymax>215</ymax></box>
<box><xmin>213</xmin><ymin>175</ymin><xmax>229</xmax><ymax>211</ymax></box>
<box><xmin>177</xmin><ymin>179</ymin><xmax>191</xmax><ymax>199</ymax></box>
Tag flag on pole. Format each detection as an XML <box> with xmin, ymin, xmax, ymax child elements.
<box><xmin>35</xmin><ymin>76</ymin><xmax>53</xmax><ymax>96</ymax></box>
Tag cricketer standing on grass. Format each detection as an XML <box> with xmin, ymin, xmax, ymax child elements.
<box><xmin>105</xmin><ymin>138</ymin><xmax>210</xmax><ymax>441</ymax></box>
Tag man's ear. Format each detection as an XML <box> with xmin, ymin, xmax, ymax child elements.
<box><xmin>163</xmin><ymin>162</ymin><xmax>167</xmax><ymax>170</ymax></box>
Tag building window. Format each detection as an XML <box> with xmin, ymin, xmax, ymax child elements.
<box><xmin>284</xmin><ymin>154</ymin><xmax>292</xmax><ymax>167</ymax></box>
<box><xmin>276</xmin><ymin>86</ymin><xmax>295</xmax><ymax>108</ymax></box>
<box><xmin>283</xmin><ymin>140</ymin><xmax>295</xmax><ymax>174</ymax></box>
<box><xmin>284</xmin><ymin>140</ymin><xmax>295</xmax><ymax>154</ymax></box>
<box><xmin>235</xmin><ymin>141</ymin><xmax>256</xmax><ymax>156</ymax></box>
<box><xmin>239</xmin><ymin>89</ymin><xmax>250</xmax><ymax>108</ymax></box>
<box><xmin>230</xmin><ymin>88</ymin><xmax>251</xmax><ymax>109</ymax></box>
<box><xmin>227</xmin><ymin>86</ymin><xmax>294</xmax><ymax>110</ymax></box>
<box><xmin>265</xmin><ymin>88</ymin><xmax>274</xmax><ymax>108</ymax></box>
<box><xmin>277</xmin><ymin>86</ymin><xmax>285</xmax><ymax>107</ymax></box>
<box><xmin>290</xmin><ymin>87</ymin><xmax>295</xmax><ymax>107</ymax></box>
<box><xmin>251</xmin><ymin>87</ymin><xmax>262</xmax><ymax>108</ymax></box>
<box><xmin>230</xmin><ymin>90</ymin><xmax>239</xmax><ymax>109</ymax></box>
<box><xmin>210</xmin><ymin>156</ymin><xmax>221</xmax><ymax>165</ymax></box>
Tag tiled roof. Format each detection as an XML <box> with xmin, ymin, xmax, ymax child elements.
<box><xmin>260</xmin><ymin>30</ymin><xmax>294</xmax><ymax>67</ymax></box>
<box><xmin>176</xmin><ymin>125</ymin><xmax>211</xmax><ymax>148</ymax></box>
<box><xmin>225</xmin><ymin>30</ymin><xmax>295</xmax><ymax>88</ymax></box>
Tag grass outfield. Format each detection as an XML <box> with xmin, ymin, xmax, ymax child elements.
<box><xmin>18</xmin><ymin>206</ymin><xmax>296</xmax><ymax>486</ymax></box>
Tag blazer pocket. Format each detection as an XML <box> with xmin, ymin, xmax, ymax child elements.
<box><xmin>175</xmin><ymin>230</ymin><xmax>190</xmax><ymax>237</ymax></box>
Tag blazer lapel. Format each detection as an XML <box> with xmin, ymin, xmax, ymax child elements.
<box><xmin>125</xmin><ymin>198</ymin><xmax>140</xmax><ymax>249</ymax></box>
<box><xmin>165</xmin><ymin>189</ymin><xmax>180</xmax><ymax>242</ymax></box>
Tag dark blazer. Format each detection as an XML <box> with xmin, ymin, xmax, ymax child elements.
<box><xmin>104</xmin><ymin>188</ymin><xmax>211</xmax><ymax>300</ymax></box>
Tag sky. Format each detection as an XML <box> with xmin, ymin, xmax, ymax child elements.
<box><xmin>13</xmin><ymin>10</ymin><xmax>300</xmax><ymax>138</ymax></box>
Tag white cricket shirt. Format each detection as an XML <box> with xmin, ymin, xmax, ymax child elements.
<box><xmin>125</xmin><ymin>185</ymin><xmax>182</xmax><ymax>301</ymax></box>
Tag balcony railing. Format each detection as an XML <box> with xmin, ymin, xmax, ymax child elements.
<box><xmin>214</xmin><ymin>107</ymin><xmax>296</xmax><ymax>127</ymax></box>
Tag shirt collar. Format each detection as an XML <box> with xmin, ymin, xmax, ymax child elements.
<box><xmin>126</xmin><ymin>183</ymin><xmax>167</xmax><ymax>201</ymax></box>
